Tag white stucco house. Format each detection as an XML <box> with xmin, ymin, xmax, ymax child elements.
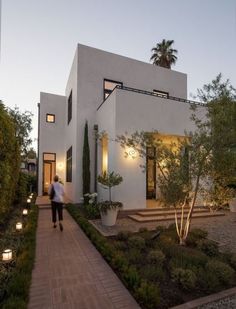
<box><xmin>38</xmin><ymin>44</ymin><xmax>204</xmax><ymax>209</ymax></box>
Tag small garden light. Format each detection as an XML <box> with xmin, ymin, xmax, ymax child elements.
<box><xmin>16</xmin><ymin>222</ymin><xmax>23</xmax><ymax>231</ymax></box>
<box><xmin>23</xmin><ymin>209</ymin><xmax>28</xmax><ymax>216</ymax></box>
<box><xmin>2</xmin><ymin>249</ymin><xmax>12</xmax><ymax>262</ymax></box>
<box><xmin>27</xmin><ymin>198</ymin><xmax>31</xmax><ymax>204</ymax></box>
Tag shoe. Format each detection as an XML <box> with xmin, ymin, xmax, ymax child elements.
<box><xmin>53</xmin><ymin>224</ymin><xmax>57</xmax><ymax>228</ymax></box>
<box><xmin>59</xmin><ymin>223</ymin><xmax>63</xmax><ymax>231</ymax></box>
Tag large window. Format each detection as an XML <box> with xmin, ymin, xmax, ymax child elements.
<box><xmin>68</xmin><ymin>90</ymin><xmax>72</xmax><ymax>124</ymax></box>
<box><xmin>66</xmin><ymin>146</ymin><xmax>72</xmax><ymax>182</ymax></box>
<box><xmin>104</xmin><ymin>79</ymin><xmax>123</xmax><ymax>100</ymax></box>
<box><xmin>153</xmin><ymin>89</ymin><xmax>169</xmax><ymax>98</ymax></box>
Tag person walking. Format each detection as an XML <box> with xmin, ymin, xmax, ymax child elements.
<box><xmin>48</xmin><ymin>175</ymin><xmax>65</xmax><ymax>231</ymax></box>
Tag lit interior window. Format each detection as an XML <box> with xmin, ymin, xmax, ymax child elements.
<box><xmin>46</xmin><ymin>114</ymin><xmax>55</xmax><ymax>123</ymax></box>
<box><xmin>102</xmin><ymin>135</ymin><xmax>108</xmax><ymax>173</ymax></box>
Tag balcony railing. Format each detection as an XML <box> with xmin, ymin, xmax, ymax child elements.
<box><xmin>97</xmin><ymin>85</ymin><xmax>204</xmax><ymax>110</ymax></box>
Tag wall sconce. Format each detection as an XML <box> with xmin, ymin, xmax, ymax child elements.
<box><xmin>127</xmin><ymin>148</ymin><xmax>137</xmax><ymax>159</ymax></box>
<box><xmin>2</xmin><ymin>249</ymin><xmax>12</xmax><ymax>262</ymax></box>
<box><xmin>16</xmin><ymin>222</ymin><xmax>23</xmax><ymax>231</ymax></box>
<box><xmin>57</xmin><ymin>162</ymin><xmax>64</xmax><ymax>171</ymax></box>
<box><xmin>23</xmin><ymin>209</ymin><xmax>28</xmax><ymax>216</ymax></box>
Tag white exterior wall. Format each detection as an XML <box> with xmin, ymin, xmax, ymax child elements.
<box><xmin>74</xmin><ymin>44</ymin><xmax>187</xmax><ymax>202</ymax></box>
<box><xmin>39</xmin><ymin>43</ymin><xmax>190</xmax><ymax>206</ymax></box>
<box><xmin>38</xmin><ymin>92</ymin><xmax>66</xmax><ymax>195</ymax></box>
<box><xmin>97</xmin><ymin>89</ymin><xmax>206</xmax><ymax>209</ymax></box>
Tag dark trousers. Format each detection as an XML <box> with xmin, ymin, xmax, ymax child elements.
<box><xmin>51</xmin><ymin>201</ymin><xmax>63</xmax><ymax>223</ymax></box>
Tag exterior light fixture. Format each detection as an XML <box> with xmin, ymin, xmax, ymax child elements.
<box><xmin>27</xmin><ymin>198</ymin><xmax>31</xmax><ymax>204</ymax></box>
<box><xmin>2</xmin><ymin>249</ymin><xmax>13</xmax><ymax>262</ymax></box>
<box><xmin>128</xmin><ymin>148</ymin><xmax>137</xmax><ymax>159</ymax></box>
<box><xmin>23</xmin><ymin>209</ymin><xmax>28</xmax><ymax>216</ymax></box>
<box><xmin>57</xmin><ymin>162</ymin><xmax>64</xmax><ymax>171</ymax></box>
<box><xmin>16</xmin><ymin>222</ymin><xmax>23</xmax><ymax>231</ymax></box>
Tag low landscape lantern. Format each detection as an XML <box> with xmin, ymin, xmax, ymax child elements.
<box><xmin>23</xmin><ymin>209</ymin><xmax>28</xmax><ymax>216</ymax></box>
<box><xmin>16</xmin><ymin>222</ymin><xmax>23</xmax><ymax>231</ymax></box>
<box><xmin>27</xmin><ymin>198</ymin><xmax>31</xmax><ymax>204</ymax></box>
<box><xmin>2</xmin><ymin>249</ymin><xmax>12</xmax><ymax>262</ymax></box>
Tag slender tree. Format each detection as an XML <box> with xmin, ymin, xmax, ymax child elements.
<box><xmin>150</xmin><ymin>39</ymin><xmax>178</xmax><ymax>69</ymax></box>
<box><xmin>82</xmin><ymin>121</ymin><xmax>90</xmax><ymax>198</ymax></box>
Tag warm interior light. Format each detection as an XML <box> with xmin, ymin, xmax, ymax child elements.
<box><xmin>128</xmin><ymin>148</ymin><xmax>137</xmax><ymax>159</ymax></box>
<box><xmin>102</xmin><ymin>135</ymin><xmax>108</xmax><ymax>173</ymax></box>
<box><xmin>16</xmin><ymin>222</ymin><xmax>23</xmax><ymax>230</ymax></box>
<box><xmin>57</xmin><ymin>162</ymin><xmax>64</xmax><ymax>170</ymax></box>
<box><xmin>23</xmin><ymin>209</ymin><xmax>28</xmax><ymax>215</ymax></box>
<box><xmin>2</xmin><ymin>249</ymin><xmax>12</xmax><ymax>261</ymax></box>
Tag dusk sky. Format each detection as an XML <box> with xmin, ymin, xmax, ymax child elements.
<box><xmin>0</xmin><ymin>0</ymin><xmax>236</xmax><ymax>148</ymax></box>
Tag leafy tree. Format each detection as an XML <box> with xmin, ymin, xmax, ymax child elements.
<box><xmin>98</xmin><ymin>171</ymin><xmax>123</xmax><ymax>204</ymax></box>
<box><xmin>82</xmin><ymin>121</ymin><xmax>90</xmax><ymax>198</ymax></box>
<box><xmin>116</xmin><ymin>75</ymin><xmax>236</xmax><ymax>245</ymax></box>
<box><xmin>150</xmin><ymin>39</ymin><xmax>178</xmax><ymax>69</ymax></box>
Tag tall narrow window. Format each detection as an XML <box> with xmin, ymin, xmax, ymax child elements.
<box><xmin>66</xmin><ymin>146</ymin><xmax>72</xmax><ymax>182</ymax></box>
<box><xmin>104</xmin><ymin>79</ymin><xmax>123</xmax><ymax>100</ymax></box>
<box><xmin>68</xmin><ymin>90</ymin><xmax>72</xmax><ymax>124</ymax></box>
<box><xmin>101</xmin><ymin>135</ymin><xmax>108</xmax><ymax>173</ymax></box>
<box><xmin>153</xmin><ymin>90</ymin><xmax>169</xmax><ymax>98</ymax></box>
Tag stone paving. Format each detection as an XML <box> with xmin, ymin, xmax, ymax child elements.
<box><xmin>91</xmin><ymin>211</ymin><xmax>236</xmax><ymax>253</ymax></box>
<box><xmin>28</xmin><ymin>208</ymin><xmax>140</xmax><ymax>309</ymax></box>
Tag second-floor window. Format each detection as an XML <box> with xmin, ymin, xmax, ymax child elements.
<box><xmin>46</xmin><ymin>114</ymin><xmax>55</xmax><ymax>123</ymax></box>
<box><xmin>153</xmin><ymin>90</ymin><xmax>169</xmax><ymax>98</ymax></box>
<box><xmin>104</xmin><ymin>79</ymin><xmax>123</xmax><ymax>100</ymax></box>
<box><xmin>68</xmin><ymin>90</ymin><xmax>72</xmax><ymax>124</ymax></box>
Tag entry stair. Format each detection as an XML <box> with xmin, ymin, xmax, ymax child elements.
<box><xmin>128</xmin><ymin>206</ymin><xmax>225</xmax><ymax>222</ymax></box>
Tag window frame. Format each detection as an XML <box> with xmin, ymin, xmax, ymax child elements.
<box><xmin>103</xmin><ymin>79</ymin><xmax>123</xmax><ymax>101</ymax></box>
<box><xmin>66</xmin><ymin>146</ymin><xmax>72</xmax><ymax>182</ymax></box>
<box><xmin>68</xmin><ymin>90</ymin><xmax>72</xmax><ymax>125</ymax></box>
<box><xmin>46</xmin><ymin>113</ymin><xmax>55</xmax><ymax>123</ymax></box>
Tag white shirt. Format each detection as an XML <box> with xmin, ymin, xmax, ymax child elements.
<box><xmin>48</xmin><ymin>182</ymin><xmax>65</xmax><ymax>203</ymax></box>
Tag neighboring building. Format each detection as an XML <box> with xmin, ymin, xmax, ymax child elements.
<box><xmin>38</xmin><ymin>44</ymin><xmax>204</xmax><ymax>209</ymax></box>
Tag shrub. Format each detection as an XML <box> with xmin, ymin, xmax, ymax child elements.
<box><xmin>136</xmin><ymin>280</ymin><xmax>160</xmax><ymax>309</ymax></box>
<box><xmin>138</xmin><ymin>227</ymin><xmax>148</xmax><ymax>233</ymax></box>
<box><xmin>123</xmin><ymin>266</ymin><xmax>141</xmax><ymax>289</ymax></box>
<box><xmin>116</xmin><ymin>230</ymin><xmax>132</xmax><ymax>241</ymax></box>
<box><xmin>140</xmin><ymin>264</ymin><xmax>165</xmax><ymax>282</ymax></box>
<box><xmin>197</xmin><ymin>239</ymin><xmax>219</xmax><ymax>257</ymax></box>
<box><xmin>171</xmin><ymin>268</ymin><xmax>197</xmax><ymax>291</ymax></box>
<box><xmin>83</xmin><ymin>204</ymin><xmax>100</xmax><ymax>219</ymax></box>
<box><xmin>186</xmin><ymin>228</ymin><xmax>208</xmax><ymax>247</ymax></box>
<box><xmin>230</xmin><ymin>254</ymin><xmax>236</xmax><ymax>270</ymax></box>
<box><xmin>113</xmin><ymin>240</ymin><xmax>127</xmax><ymax>251</ymax></box>
<box><xmin>127</xmin><ymin>236</ymin><xmax>145</xmax><ymax>250</ymax></box>
<box><xmin>147</xmin><ymin>249</ymin><xmax>165</xmax><ymax>266</ymax></box>
<box><xmin>197</xmin><ymin>267</ymin><xmax>220</xmax><ymax>292</ymax></box>
<box><xmin>206</xmin><ymin>260</ymin><xmax>235</xmax><ymax>285</ymax></box>
<box><xmin>127</xmin><ymin>248</ymin><xmax>143</xmax><ymax>265</ymax></box>
<box><xmin>111</xmin><ymin>253</ymin><xmax>128</xmax><ymax>272</ymax></box>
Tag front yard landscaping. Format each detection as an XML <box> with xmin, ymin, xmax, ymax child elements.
<box><xmin>67</xmin><ymin>204</ymin><xmax>236</xmax><ymax>309</ymax></box>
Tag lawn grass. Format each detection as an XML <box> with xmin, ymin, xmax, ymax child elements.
<box><xmin>67</xmin><ymin>204</ymin><xmax>236</xmax><ymax>309</ymax></box>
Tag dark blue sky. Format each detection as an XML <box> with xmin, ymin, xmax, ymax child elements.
<box><xmin>0</xmin><ymin>0</ymin><xmax>235</xmax><ymax>143</ymax></box>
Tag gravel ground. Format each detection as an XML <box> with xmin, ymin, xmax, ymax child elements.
<box><xmin>198</xmin><ymin>295</ymin><xmax>236</xmax><ymax>308</ymax></box>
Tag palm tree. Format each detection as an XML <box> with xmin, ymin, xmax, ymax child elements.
<box><xmin>150</xmin><ymin>39</ymin><xmax>178</xmax><ymax>69</ymax></box>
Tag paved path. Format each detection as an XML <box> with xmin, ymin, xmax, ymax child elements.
<box><xmin>28</xmin><ymin>208</ymin><xmax>140</xmax><ymax>309</ymax></box>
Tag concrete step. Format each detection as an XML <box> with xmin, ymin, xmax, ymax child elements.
<box><xmin>137</xmin><ymin>208</ymin><xmax>209</xmax><ymax>217</ymax></box>
<box><xmin>129</xmin><ymin>211</ymin><xmax>225</xmax><ymax>222</ymax></box>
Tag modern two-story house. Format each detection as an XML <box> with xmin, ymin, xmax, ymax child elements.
<box><xmin>38</xmin><ymin>44</ymin><xmax>204</xmax><ymax>209</ymax></box>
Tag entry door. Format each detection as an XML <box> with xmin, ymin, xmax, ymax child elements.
<box><xmin>146</xmin><ymin>147</ymin><xmax>156</xmax><ymax>199</ymax></box>
<box><xmin>43</xmin><ymin>153</ymin><xmax>56</xmax><ymax>195</ymax></box>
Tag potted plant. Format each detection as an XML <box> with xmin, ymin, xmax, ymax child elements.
<box><xmin>97</xmin><ymin>171</ymin><xmax>123</xmax><ymax>226</ymax></box>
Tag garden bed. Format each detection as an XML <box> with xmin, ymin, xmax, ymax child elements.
<box><xmin>0</xmin><ymin>204</ymin><xmax>38</xmax><ymax>308</ymax></box>
<box><xmin>67</xmin><ymin>204</ymin><xmax>236</xmax><ymax>309</ymax></box>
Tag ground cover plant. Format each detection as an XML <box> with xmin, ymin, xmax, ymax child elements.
<box><xmin>0</xmin><ymin>203</ymin><xmax>38</xmax><ymax>309</ymax></box>
<box><xmin>67</xmin><ymin>204</ymin><xmax>236</xmax><ymax>309</ymax></box>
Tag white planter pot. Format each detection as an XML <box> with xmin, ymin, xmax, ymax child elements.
<box><xmin>229</xmin><ymin>198</ymin><xmax>236</xmax><ymax>212</ymax></box>
<box><xmin>100</xmin><ymin>208</ymin><xmax>118</xmax><ymax>226</ymax></box>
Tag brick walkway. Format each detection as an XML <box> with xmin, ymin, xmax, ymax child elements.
<box><xmin>28</xmin><ymin>208</ymin><xmax>140</xmax><ymax>309</ymax></box>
